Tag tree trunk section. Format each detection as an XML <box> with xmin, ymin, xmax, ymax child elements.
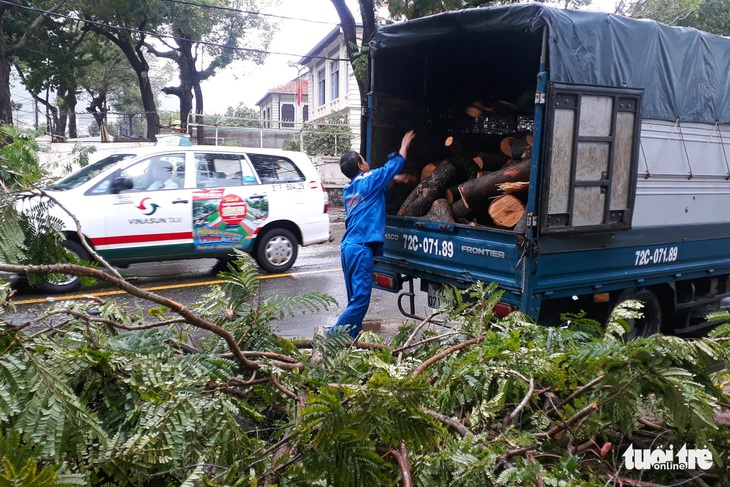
<box><xmin>424</xmin><ymin>198</ymin><xmax>455</xmax><ymax>222</ymax></box>
<box><xmin>488</xmin><ymin>194</ymin><xmax>525</xmax><ymax>229</ymax></box>
<box><xmin>420</xmin><ymin>161</ymin><xmax>441</xmax><ymax>181</ymax></box>
<box><xmin>444</xmin><ymin>136</ymin><xmax>481</xmax><ymax>179</ymax></box>
<box><xmin>473</xmin><ymin>152</ymin><xmax>509</xmax><ymax>171</ymax></box>
<box><xmin>398</xmin><ymin>160</ymin><xmax>459</xmax><ymax>217</ymax></box>
<box><xmin>0</xmin><ymin>54</ymin><xmax>13</xmax><ymax>126</ymax></box>
<box><xmin>458</xmin><ymin>160</ymin><xmax>530</xmax><ymax>210</ymax></box>
<box><xmin>452</xmin><ymin>199</ymin><xmax>471</xmax><ymax>221</ymax></box>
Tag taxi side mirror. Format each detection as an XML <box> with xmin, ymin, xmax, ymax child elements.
<box><xmin>111</xmin><ymin>177</ymin><xmax>134</xmax><ymax>194</ymax></box>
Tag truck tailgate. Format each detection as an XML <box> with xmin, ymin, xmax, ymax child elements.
<box><xmin>376</xmin><ymin>216</ymin><xmax>525</xmax><ymax>295</ymax></box>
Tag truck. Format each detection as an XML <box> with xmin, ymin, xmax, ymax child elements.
<box><xmin>367</xmin><ymin>4</ymin><xmax>730</xmax><ymax>337</ymax></box>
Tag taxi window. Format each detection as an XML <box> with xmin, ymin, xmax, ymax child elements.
<box><xmin>247</xmin><ymin>154</ymin><xmax>304</xmax><ymax>184</ymax></box>
<box><xmin>53</xmin><ymin>153</ymin><xmax>135</xmax><ymax>192</ymax></box>
<box><xmin>118</xmin><ymin>154</ymin><xmax>186</xmax><ymax>191</ymax></box>
<box><xmin>195</xmin><ymin>153</ymin><xmax>256</xmax><ymax>188</ymax></box>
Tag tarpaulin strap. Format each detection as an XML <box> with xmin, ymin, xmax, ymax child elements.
<box><xmin>677</xmin><ymin>120</ymin><xmax>693</xmax><ymax>178</ymax></box>
<box><xmin>716</xmin><ymin>122</ymin><xmax>730</xmax><ymax>179</ymax></box>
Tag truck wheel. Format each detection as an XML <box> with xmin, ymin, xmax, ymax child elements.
<box><xmin>38</xmin><ymin>240</ymin><xmax>90</xmax><ymax>294</ymax></box>
<box><xmin>611</xmin><ymin>288</ymin><xmax>662</xmax><ymax>340</ymax></box>
<box><xmin>255</xmin><ymin>228</ymin><xmax>298</xmax><ymax>273</ymax></box>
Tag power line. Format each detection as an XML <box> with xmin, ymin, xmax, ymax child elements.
<box><xmin>161</xmin><ymin>0</ymin><xmax>338</xmax><ymax>26</ymax></box>
<box><xmin>0</xmin><ymin>0</ymin><xmax>349</xmax><ymax>63</ymax></box>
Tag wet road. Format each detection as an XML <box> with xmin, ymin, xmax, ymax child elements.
<box><xmin>5</xmin><ymin>208</ymin><xmax>431</xmax><ymax>339</ymax></box>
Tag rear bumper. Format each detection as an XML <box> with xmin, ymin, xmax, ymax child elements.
<box><xmin>300</xmin><ymin>217</ymin><xmax>331</xmax><ymax>246</ymax></box>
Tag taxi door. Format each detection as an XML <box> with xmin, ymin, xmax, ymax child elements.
<box><xmin>92</xmin><ymin>153</ymin><xmax>195</xmax><ymax>261</ymax></box>
<box><xmin>191</xmin><ymin>151</ymin><xmax>267</xmax><ymax>255</ymax></box>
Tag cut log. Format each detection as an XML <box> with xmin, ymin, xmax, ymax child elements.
<box><xmin>465</xmin><ymin>100</ymin><xmax>493</xmax><ymax>118</ymax></box>
<box><xmin>420</xmin><ymin>160</ymin><xmax>442</xmax><ymax>182</ymax></box>
<box><xmin>451</xmin><ymin>198</ymin><xmax>471</xmax><ymax>221</ymax></box>
<box><xmin>458</xmin><ymin>159</ymin><xmax>530</xmax><ymax>210</ymax></box>
<box><xmin>465</xmin><ymin>105</ymin><xmax>483</xmax><ymax>118</ymax></box>
<box><xmin>424</xmin><ymin>198</ymin><xmax>455</xmax><ymax>222</ymax></box>
<box><xmin>488</xmin><ymin>194</ymin><xmax>525</xmax><ymax>229</ymax></box>
<box><xmin>445</xmin><ymin>185</ymin><xmax>461</xmax><ymax>204</ymax></box>
<box><xmin>510</xmin><ymin>133</ymin><xmax>533</xmax><ymax>161</ymax></box>
<box><xmin>499</xmin><ymin>137</ymin><xmax>514</xmax><ymax>157</ymax></box>
<box><xmin>444</xmin><ymin>136</ymin><xmax>480</xmax><ymax>180</ymax></box>
<box><xmin>513</xmin><ymin>210</ymin><xmax>528</xmax><ymax>235</ymax></box>
<box><xmin>473</xmin><ymin>152</ymin><xmax>509</xmax><ymax>172</ymax></box>
<box><xmin>398</xmin><ymin>160</ymin><xmax>459</xmax><ymax>217</ymax></box>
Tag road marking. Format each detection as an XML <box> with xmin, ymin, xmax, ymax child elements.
<box><xmin>11</xmin><ymin>267</ymin><xmax>342</xmax><ymax>306</ymax></box>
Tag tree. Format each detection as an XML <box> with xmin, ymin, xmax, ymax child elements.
<box><xmin>145</xmin><ymin>0</ymin><xmax>275</xmax><ymax>141</ymax></box>
<box><xmin>302</xmin><ymin>111</ymin><xmax>351</xmax><ymax>156</ymax></box>
<box><xmin>13</xmin><ymin>16</ymin><xmax>90</xmax><ymax>140</ymax></box>
<box><xmin>0</xmin><ymin>0</ymin><xmax>68</xmax><ymax>128</ymax></box>
<box><xmin>681</xmin><ymin>0</ymin><xmax>730</xmax><ymax>34</ymax></box>
<box><xmin>219</xmin><ymin>102</ymin><xmax>260</xmax><ymax>127</ymax></box>
<box><xmin>617</xmin><ymin>0</ymin><xmax>730</xmax><ymax>34</ymax></box>
<box><xmin>615</xmin><ymin>0</ymin><xmax>703</xmax><ymax>23</ymax></box>
<box><xmin>81</xmin><ymin>0</ymin><xmax>166</xmax><ymax>141</ymax></box>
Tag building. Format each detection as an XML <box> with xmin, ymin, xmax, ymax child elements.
<box><xmin>255</xmin><ymin>76</ymin><xmax>309</xmax><ymax>129</ymax></box>
<box><xmin>299</xmin><ymin>26</ymin><xmax>363</xmax><ymax>152</ymax></box>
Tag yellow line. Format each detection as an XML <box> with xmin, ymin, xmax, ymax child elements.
<box><xmin>12</xmin><ymin>267</ymin><xmax>342</xmax><ymax>306</ymax></box>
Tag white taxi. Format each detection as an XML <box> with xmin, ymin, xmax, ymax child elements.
<box><xmin>32</xmin><ymin>145</ymin><xmax>331</xmax><ymax>293</ymax></box>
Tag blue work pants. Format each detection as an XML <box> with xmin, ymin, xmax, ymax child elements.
<box><xmin>331</xmin><ymin>242</ymin><xmax>374</xmax><ymax>338</ymax></box>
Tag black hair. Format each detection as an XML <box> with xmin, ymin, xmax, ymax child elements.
<box><xmin>339</xmin><ymin>150</ymin><xmax>362</xmax><ymax>179</ymax></box>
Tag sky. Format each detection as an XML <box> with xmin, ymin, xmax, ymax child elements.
<box><xmin>188</xmin><ymin>0</ymin><xmax>619</xmax><ymax>115</ymax></box>
<box><xmin>180</xmin><ymin>0</ymin><xmax>360</xmax><ymax>114</ymax></box>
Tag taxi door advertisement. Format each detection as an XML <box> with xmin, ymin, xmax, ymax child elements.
<box><xmin>192</xmin><ymin>188</ymin><xmax>269</xmax><ymax>251</ymax></box>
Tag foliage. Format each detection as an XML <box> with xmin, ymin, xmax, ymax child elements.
<box><xmin>0</xmin><ymin>125</ymin><xmax>45</xmax><ymax>190</ymax></box>
<box><xmin>1</xmin><ymin>147</ymin><xmax>728</xmax><ymax>485</ymax></box>
<box><xmin>146</xmin><ymin>0</ymin><xmax>276</xmax><ymax>125</ymax></box>
<box><xmin>281</xmin><ymin>140</ymin><xmax>301</xmax><ymax>151</ymax></box>
<box><xmin>617</xmin><ymin>0</ymin><xmax>704</xmax><ymax>24</ymax></box>
<box><xmin>302</xmin><ymin>112</ymin><xmax>352</xmax><ymax>156</ymax></box>
<box><xmin>383</xmin><ymin>0</ymin><xmax>524</xmax><ymax>20</ymax></box>
<box><xmin>219</xmin><ymin>102</ymin><xmax>261</xmax><ymax>127</ymax></box>
<box><xmin>1</xmin><ymin>261</ymin><xmax>730</xmax><ymax>486</ymax></box>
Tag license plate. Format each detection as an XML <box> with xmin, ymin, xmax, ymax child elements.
<box><xmin>427</xmin><ymin>283</ymin><xmax>444</xmax><ymax>308</ymax></box>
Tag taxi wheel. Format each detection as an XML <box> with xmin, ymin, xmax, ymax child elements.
<box><xmin>38</xmin><ymin>240</ymin><xmax>90</xmax><ymax>294</ymax></box>
<box><xmin>255</xmin><ymin>228</ymin><xmax>298</xmax><ymax>273</ymax></box>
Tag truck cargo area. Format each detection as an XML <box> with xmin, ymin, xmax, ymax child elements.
<box><xmin>368</xmin><ymin>5</ymin><xmax>730</xmax><ymax>336</ymax></box>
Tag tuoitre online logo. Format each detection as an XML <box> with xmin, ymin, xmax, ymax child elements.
<box><xmin>622</xmin><ymin>444</ymin><xmax>713</xmax><ymax>470</ymax></box>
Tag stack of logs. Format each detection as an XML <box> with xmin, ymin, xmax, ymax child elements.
<box><xmin>397</xmin><ymin>133</ymin><xmax>532</xmax><ymax>231</ymax></box>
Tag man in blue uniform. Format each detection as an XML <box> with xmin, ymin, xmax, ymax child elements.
<box><xmin>330</xmin><ymin>130</ymin><xmax>416</xmax><ymax>338</ymax></box>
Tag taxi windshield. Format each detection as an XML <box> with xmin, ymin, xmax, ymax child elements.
<box><xmin>47</xmin><ymin>154</ymin><xmax>136</xmax><ymax>190</ymax></box>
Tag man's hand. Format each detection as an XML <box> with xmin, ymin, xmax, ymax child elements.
<box><xmin>399</xmin><ymin>130</ymin><xmax>416</xmax><ymax>159</ymax></box>
<box><xmin>392</xmin><ymin>173</ymin><xmax>418</xmax><ymax>185</ymax></box>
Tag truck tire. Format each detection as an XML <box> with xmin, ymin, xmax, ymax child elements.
<box><xmin>255</xmin><ymin>228</ymin><xmax>298</xmax><ymax>273</ymax></box>
<box><xmin>38</xmin><ymin>240</ymin><xmax>90</xmax><ymax>294</ymax></box>
<box><xmin>611</xmin><ymin>288</ymin><xmax>662</xmax><ymax>340</ymax></box>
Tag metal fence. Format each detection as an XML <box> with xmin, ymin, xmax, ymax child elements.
<box><xmin>17</xmin><ymin>110</ymin><xmax>354</xmax><ymax>156</ymax></box>
<box><xmin>186</xmin><ymin>114</ymin><xmax>353</xmax><ymax>155</ymax></box>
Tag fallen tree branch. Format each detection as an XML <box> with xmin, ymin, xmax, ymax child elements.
<box><xmin>503</xmin><ymin>374</ymin><xmax>534</xmax><ymax>430</ymax></box>
<box><xmin>421</xmin><ymin>407</ymin><xmax>474</xmax><ymax>439</ymax></box>
<box><xmin>392</xmin><ymin>331</ymin><xmax>469</xmax><ymax>353</ymax></box>
<box><xmin>411</xmin><ymin>336</ymin><xmax>485</xmax><ymax>378</ymax></box>
<box><xmin>376</xmin><ymin>445</ymin><xmax>413</xmax><ymax>487</ymax></box>
<box><xmin>398</xmin><ymin>310</ymin><xmax>440</xmax><ymax>365</ymax></box>
<box><xmin>1</xmin><ymin>262</ymin><xmax>260</xmax><ymax>370</ymax></box>
<box><xmin>536</xmin><ymin>402</ymin><xmax>599</xmax><ymax>439</ymax></box>
<box><xmin>554</xmin><ymin>374</ymin><xmax>606</xmax><ymax>410</ymax></box>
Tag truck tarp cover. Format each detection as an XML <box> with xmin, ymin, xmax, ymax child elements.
<box><xmin>370</xmin><ymin>4</ymin><xmax>730</xmax><ymax>124</ymax></box>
